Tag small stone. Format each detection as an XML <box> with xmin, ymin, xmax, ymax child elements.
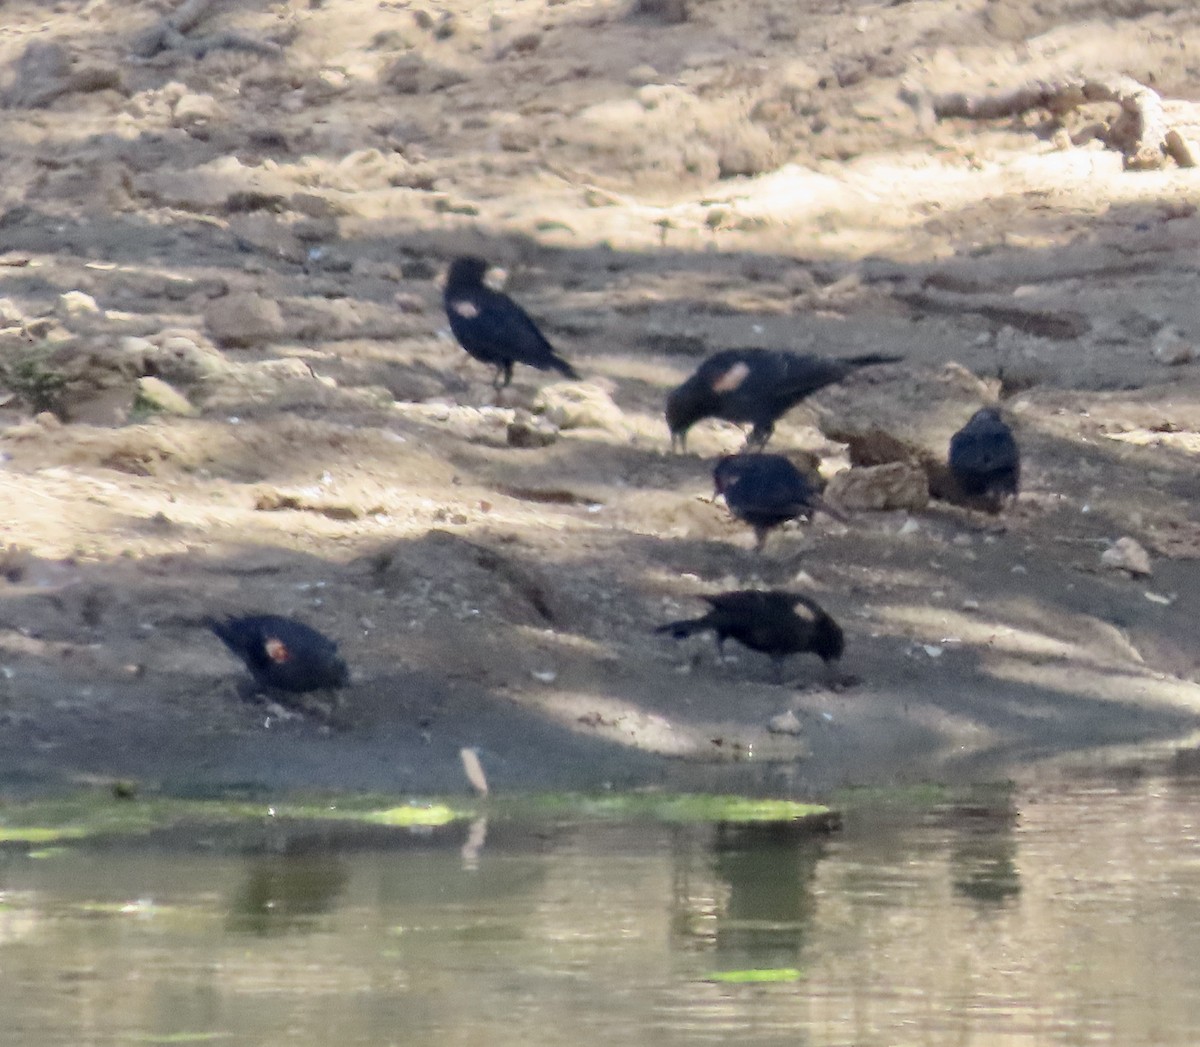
<box><xmin>767</xmin><ymin>709</ymin><xmax>803</xmax><ymax>735</ymax></box>
<box><xmin>826</xmin><ymin>462</ymin><xmax>929</xmax><ymax>512</ymax></box>
<box><xmin>149</xmin><ymin>332</ymin><xmax>227</xmax><ymax>382</ymax></box>
<box><xmin>134</xmin><ymin>376</ymin><xmax>197</xmax><ymax>416</ymax></box>
<box><xmin>626</xmin><ymin>64</ymin><xmax>660</xmax><ymax>86</ymax></box>
<box><xmin>57</xmin><ymin>290</ymin><xmax>101</xmax><ymax>318</ymax></box>
<box><xmin>629</xmin><ymin>0</ymin><xmax>688</xmax><ymax>23</ymax></box>
<box><xmin>507</xmin><ymin>412</ymin><xmax>560</xmax><ymax>448</ymax></box>
<box><xmin>533</xmin><ymin>381</ymin><xmax>627</xmax><ymax>433</ymax></box>
<box><xmin>204</xmin><ymin>292</ymin><xmax>285</xmax><ymax>348</ymax></box>
<box><xmin>531</xmin><ymin>669</ymin><xmax>557</xmax><ymax>683</ymax></box>
<box><xmin>0</xmin><ymin>298</ymin><xmax>26</xmax><ymax>325</ymax></box>
<box><xmin>172</xmin><ymin>92</ymin><xmax>220</xmax><ymax>128</ymax></box>
<box><xmin>1153</xmin><ymin>326</ymin><xmax>1194</xmax><ymax>366</ymax></box>
<box><xmin>1101</xmin><ymin>536</ymin><xmax>1152</xmax><ymax>576</ymax></box>
<box><xmin>506</xmin><ymin>31</ymin><xmax>541</xmax><ymax>54</ymax></box>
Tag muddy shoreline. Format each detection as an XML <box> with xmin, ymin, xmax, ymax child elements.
<box><xmin>1</xmin><ymin>0</ymin><xmax>1200</xmax><ymax>800</ymax></box>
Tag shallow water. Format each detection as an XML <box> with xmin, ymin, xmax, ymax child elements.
<box><xmin>3</xmin><ymin>772</ymin><xmax>1200</xmax><ymax>1046</ymax></box>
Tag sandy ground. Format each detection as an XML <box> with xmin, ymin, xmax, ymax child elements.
<box><xmin>1</xmin><ymin>0</ymin><xmax>1200</xmax><ymax>800</ymax></box>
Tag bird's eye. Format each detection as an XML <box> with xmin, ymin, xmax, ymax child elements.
<box><xmin>265</xmin><ymin>637</ymin><xmax>291</xmax><ymax>663</ymax></box>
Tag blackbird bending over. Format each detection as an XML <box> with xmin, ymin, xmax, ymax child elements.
<box><xmin>207</xmin><ymin>614</ymin><xmax>350</xmax><ymax>700</ymax></box>
<box><xmin>666</xmin><ymin>348</ymin><xmax>902</xmax><ymax>452</ymax></box>
<box><xmin>443</xmin><ymin>256</ymin><xmax>580</xmax><ymax>390</ymax></box>
<box><xmin>656</xmin><ymin>589</ymin><xmax>844</xmax><ymax>683</ymax></box>
<box><xmin>714</xmin><ymin>453</ymin><xmax>844</xmax><ymax>551</ymax></box>
<box><xmin>948</xmin><ymin>407</ymin><xmax>1020</xmax><ymax>506</ymax></box>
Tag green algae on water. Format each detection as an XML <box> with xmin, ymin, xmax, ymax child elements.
<box><xmin>704</xmin><ymin>968</ymin><xmax>805</xmax><ymax>984</ymax></box>
<box><xmin>0</xmin><ymin>790</ymin><xmax>836</xmax><ymax>850</ymax></box>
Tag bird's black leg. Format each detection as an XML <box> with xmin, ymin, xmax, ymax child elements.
<box><xmin>753</xmin><ymin>526</ymin><xmax>769</xmax><ymax>553</ymax></box>
<box><xmin>744</xmin><ymin>423</ymin><xmax>772</xmax><ymax>452</ymax></box>
<box><xmin>501</xmin><ymin>361</ymin><xmax>514</xmax><ymax>388</ymax></box>
<box><xmin>771</xmin><ymin>656</ymin><xmax>786</xmax><ymax>686</ymax></box>
<box><xmin>713</xmin><ymin>635</ymin><xmax>726</xmax><ymax>663</ymax></box>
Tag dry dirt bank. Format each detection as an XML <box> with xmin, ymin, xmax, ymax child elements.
<box><xmin>0</xmin><ymin>0</ymin><xmax>1199</xmax><ymax>799</ymax></box>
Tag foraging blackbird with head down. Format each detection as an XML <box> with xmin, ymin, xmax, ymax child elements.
<box><xmin>714</xmin><ymin>452</ymin><xmax>844</xmax><ymax>551</ymax></box>
<box><xmin>666</xmin><ymin>347</ymin><xmax>902</xmax><ymax>452</ymax></box>
<box><xmin>656</xmin><ymin>589</ymin><xmax>844</xmax><ymax>683</ymax></box>
<box><xmin>948</xmin><ymin>406</ymin><xmax>1020</xmax><ymax>506</ymax></box>
<box><xmin>207</xmin><ymin>614</ymin><xmax>349</xmax><ymax>697</ymax></box>
<box><xmin>443</xmin><ymin>256</ymin><xmax>580</xmax><ymax>390</ymax></box>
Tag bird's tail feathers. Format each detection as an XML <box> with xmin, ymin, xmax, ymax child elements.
<box><xmin>842</xmin><ymin>352</ymin><xmax>903</xmax><ymax>369</ymax></box>
<box><xmin>204</xmin><ymin>614</ymin><xmax>230</xmax><ymax>638</ymax></box>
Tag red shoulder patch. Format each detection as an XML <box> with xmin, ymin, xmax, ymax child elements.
<box><xmin>450</xmin><ymin>298</ymin><xmax>481</xmax><ymax>319</ymax></box>
<box><xmin>711</xmin><ymin>360</ymin><xmax>751</xmax><ymax>393</ymax></box>
<box><xmin>264</xmin><ymin>637</ymin><xmax>291</xmax><ymax>664</ymax></box>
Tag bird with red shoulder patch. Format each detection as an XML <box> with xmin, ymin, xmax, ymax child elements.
<box><xmin>666</xmin><ymin>347</ymin><xmax>901</xmax><ymax>452</ymax></box>
<box><xmin>207</xmin><ymin>614</ymin><xmax>350</xmax><ymax>702</ymax></box>
<box><xmin>656</xmin><ymin>589</ymin><xmax>844</xmax><ymax>684</ymax></box>
<box><xmin>713</xmin><ymin>452</ymin><xmax>846</xmax><ymax>551</ymax></box>
<box><xmin>443</xmin><ymin>256</ymin><xmax>580</xmax><ymax>391</ymax></box>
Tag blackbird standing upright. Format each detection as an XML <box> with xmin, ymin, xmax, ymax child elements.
<box><xmin>665</xmin><ymin>347</ymin><xmax>902</xmax><ymax>452</ymax></box>
<box><xmin>207</xmin><ymin>614</ymin><xmax>350</xmax><ymax>699</ymax></box>
<box><xmin>656</xmin><ymin>589</ymin><xmax>844</xmax><ymax>683</ymax></box>
<box><xmin>713</xmin><ymin>452</ymin><xmax>843</xmax><ymax>551</ymax></box>
<box><xmin>948</xmin><ymin>406</ymin><xmax>1020</xmax><ymax>506</ymax></box>
<box><xmin>443</xmin><ymin>256</ymin><xmax>580</xmax><ymax>390</ymax></box>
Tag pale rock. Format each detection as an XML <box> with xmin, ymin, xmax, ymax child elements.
<box><xmin>0</xmin><ymin>298</ymin><xmax>26</xmax><ymax>325</ymax></box>
<box><xmin>533</xmin><ymin>382</ymin><xmax>628</xmax><ymax>433</ymax></box>
<box><xmin>767</xmin><ymin>709</ymin><xmax>804</xmax><ymax>735</ymax></box>
<box><xmin>825</xmin><ymin>461</ymin><xmax>929</xmax><ymax>511</ymax></box>
<box><xmin>627</xmin><ymin>64</ymin><xmax>660</xmax><ymax>86</ymax></box>
<box><xmin>1153</xmin><ymin>325</ymin><xmax>1194</xmax><ymax>366</ymax></box>
<box><xmin>135</xmin><ymin>376</ymin><xmax>197</xmax><ymax>416</ymax></box>
<box><xmin>58</xmin><ymin>290</ymin><xmax>102</xmax><ymax>318</ymax></box>
<box><xmin>507</xmin><ymin>411</ymin><xmax>559</xmax><ymax>448</ymax></box>
<box><xmin>147</xmin><ymin>332</ymin><xmax>228</xmax><ymax>382</ymax></box>
<box><xmin>205</xmin><ymin>293</ymin><xmax>285</xmax><ymax>348</ymax></box>
<box><xmin>1101</xmin><ymin>536</ymin><xmax>1152</xmax><ymax>576</ymax></box>
<box><xmin>172</xmin><ymin>92</ymin><xmax>220</xmax><ymax>129</ymax></box>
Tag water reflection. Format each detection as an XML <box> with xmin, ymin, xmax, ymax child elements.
<box><xmin>669</xmin><ymin>822</ymin><xmax>826</xmax><ymax>967</ymax></box>
<box><xmin>711</xmin><ymin>823</ymin><xmax>824</xmax><ymax>962</ymax></box>
<box><xmin>3</xmin><ymin>775</ymin><xmax>1200</xmax><ymax>1046</ymax></box>
<box><xmin>943</xmin><ymin>799</ymin><xmax>1021</xmax><ymax>906</ymax></box>
<box><xmin>228</xmin><ymin>844</ymin><xmax>350</xmax><ymax>935</ymax></box>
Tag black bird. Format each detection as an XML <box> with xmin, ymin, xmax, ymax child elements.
<box><xmin>656</xmin><ymin>589</ymin><xmax>844</xmax><ymax>683</ymax></box>
<box><xmin>443</xmin><ymin>256</ymin><xmax>580</xmax><ymax>390</ymax></box>
<box><xmin>714</xmin><ymin>453</ymin><xmax>844</xmax><ymax>551</ymax></box>
<box><xmin>948</xmin><ymin>406</ymin><xmax>1020</xmax><ymax>505</ymax></box>
<box><xmin>207</xmin><ymin>614</ymin><xmax>350</xmax><ymax>698</ymax></box>
<box><xmin>666</xmin><ymin>348</ymin><xmax>902</xmax><ymax>452</ymax></box>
